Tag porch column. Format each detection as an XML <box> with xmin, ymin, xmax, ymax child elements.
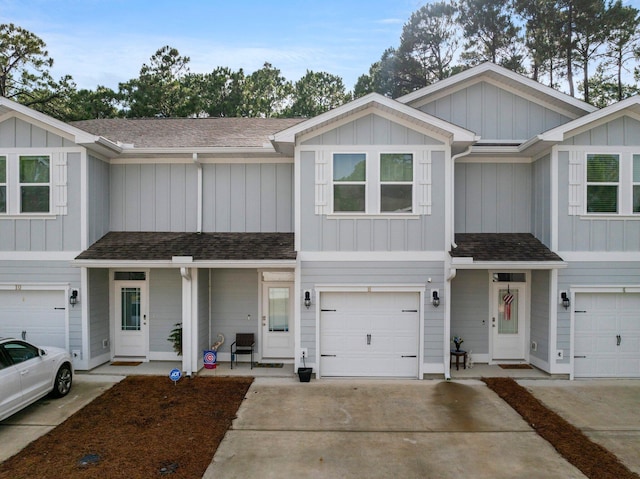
<box><xmin>179</xmin><ymin>265</ymin><xmax>193</xmax><ymax>375</ymax></box>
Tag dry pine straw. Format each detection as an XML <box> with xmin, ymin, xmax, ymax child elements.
<box><xmin>0</xmin><ymin>376</ymin><xmax>253</xmax><ymax>479</ymax></box>
<box><xmin>483</xmin><ymin>377</ymin><xmax>639</xmax><ymax>479</ymax></box>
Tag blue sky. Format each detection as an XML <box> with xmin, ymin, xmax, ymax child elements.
<box><xmin>0</xmin><ymin>0</ymin><xmax>423</xmax><ymax>91</ymax></box>
<box><xmin>1</xmin><ymin>0</ymin><xmax>639</xmax><ymax>93</ymax></box>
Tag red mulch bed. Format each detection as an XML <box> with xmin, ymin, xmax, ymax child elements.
<box><xmin>483</xmin><ymin>377</ymin><xmax>639</xmax><ymax>479</ymax></box>
<box><xmin>0</xmin><ymin>376</ymin><xmax>253</xmax><ymax>479</ymax></box>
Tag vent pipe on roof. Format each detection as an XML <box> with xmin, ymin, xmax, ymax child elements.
<box><xmin>193</xmin><ymin>153</ymin><xmax>202</xmax><ymax>233</ymax></box>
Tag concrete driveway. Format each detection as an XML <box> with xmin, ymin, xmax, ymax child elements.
<box><xmin>523</xmin><ymin>379</ymin><xmax>640</xmax><ymax>476</ymax></box>
<box><xmin>0</xmin><ymin>374</ymin><xmax>123</xmax><ymax>462</ymax></box>
<box><xmin>204</xmin><ymin>378</ymin><xmax>589</xmax><ymax>479</ymax></box>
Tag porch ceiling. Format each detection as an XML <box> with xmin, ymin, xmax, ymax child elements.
<box><xmin>75</xmin><ymin>232</ymin><xmax>296</xmax><ymax>261</ymax></box>
<box><xmin>451</xmin><ymin>233</ymin><xmax>563</xmax><ymax>262</ymax></box>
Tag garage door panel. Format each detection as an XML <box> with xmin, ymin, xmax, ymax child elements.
<box><xmin>320</xmin><ymin>292</ymin><xmax>420</xmax><ymax>378</ymax></box>
<box><xmin>575</xmin><ymin>293</ymin><xmax>640</xmax><ymax>378</ymax></box>
<box><xmin>0</xmin><ymin>290</ymin><xmax>66</xmax><ymax>348</ymax></box>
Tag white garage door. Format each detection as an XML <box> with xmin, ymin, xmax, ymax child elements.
<box><xmin>0</xmin><ymin>290</ymin><xmax>67</xmax><ymax>348</ymax></box>
<box><xmin>575</xmin><ymin>293</ymin><xmax>640</xmax><ymax>378</ymax></box>
<box><xmin>320</xmin><ymin>292</ymin><xmax>420</xmax><ymax>378</ymax></box>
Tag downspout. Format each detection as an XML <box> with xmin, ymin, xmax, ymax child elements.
<box><xmin>180</xmin><ymin>267</ymin><xmax>192</xmax><ymax>376</ymax></box>
<box><xmin>444</xmin><ymin>146</ymin><xmax>472</xmax><ymax>380</ymax></box>
<box><xmin>193</xmin><ymin>153</ymin><xmax>203</xmax><ymax>233</ymax></box>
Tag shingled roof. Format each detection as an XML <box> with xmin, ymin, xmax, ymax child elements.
<box><xmin>75</xmin><ymin>232</ymin><xmax>296</xmax><ymax>261</ymax></box>
<box><xmin>71</xmin><ymin>117</ymin><xmax>305</xmax><ymax>149</ymax></box>
<box><xmin>451</xmin><ymin>233</ymin><xmax>563</xmax><ymax>262</ymax></box>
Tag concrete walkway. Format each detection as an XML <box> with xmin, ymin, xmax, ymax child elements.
<box><xmin>522</xmin><ymin>379</ymin><xmax>640</xmax><ymax>476</ymax></box>
<box><xmin>203</xmin><ymin>378</ymin><xmax>588</xmax><ymax>479</ymax></box>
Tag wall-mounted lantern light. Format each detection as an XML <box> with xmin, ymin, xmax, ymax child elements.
<box><xmin>69</xmin><ymin>289</ymin><xmax>78</xmax><ymax>307</ymax></box>
<box><xmin>304</xmin><ymin>290</ymin><xmax>312</xmax><ymax>309</ymax></box>
<box><xmin>432</xmin><ymin>290</ymin><xmax>440</xmax><ymax>307</ymax></box>
<box><xmin>561</xmin><ymin>291</ymin><xmax>570</xmax><ymax>310</ymax></box>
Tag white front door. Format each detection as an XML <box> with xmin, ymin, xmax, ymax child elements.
<box><xmin>262</xmin><ymin>283</ymin><xmax>294</xmax><ymax>359</ymax></box>
<box><xmin>491</xmin><ymin>283</ymin><xmax>526</xmax><ymax>361</ymax></box>
<box><xmin>114</xmin><ymin>282</ymin><xmax>148</xmax><ymax>358</ymax></box>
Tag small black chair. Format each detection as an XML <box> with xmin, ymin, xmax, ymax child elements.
<box><xmin>230</xmin><ymin>333</ymin><xmax>254</xmax><ymax>369</ymax></box>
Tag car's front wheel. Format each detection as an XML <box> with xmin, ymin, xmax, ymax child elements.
<box><xmin>51</xmin><ymin>363</ymin><xmax>72</xmax><ymax>398</ymax></box>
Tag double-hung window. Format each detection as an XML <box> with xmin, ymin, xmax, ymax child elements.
<box><xmin>331</xmin><ymin>152</ymin><xmax>418</xmax><ymax>214</ymax></box>
<box><xmin>333</xmin><ymin>153</ymin><xmax>366</xmax><ymax>213</ymax></box>
<box><xmin>586</xmin><ymin>154</ymin><xmax>619</xmax><ymax>214</ymax></box>
<box><xmin>19</xmin><ymin>155</ymin><xmax>50</xmax><ymax>213</ymax></box>
<box><xmin>634</xmin><ymin>155</ymin><xmax>640</xmax><ymax>214</ymax></box>
<box><xmin>380</xmin><ymin>153</ymin><xmax>413</xmax><ymax>213</ymax></box>
<box><xmin>0</xmin><ymin>156</ymin><xmax>6</xmax><ymax>213</ymax></box>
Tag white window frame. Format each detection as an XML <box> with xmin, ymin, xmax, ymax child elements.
<box><xmin>379</xmin><ymin>152</ymin><xmax>414</xmax><ymax>214</ymax></box>
<box><xmin>585</xmin><ymin>153</ymin><xmax>620</xmax><ymax>215</ymax></box>
<box><xmin>0</xmin><ymin>155</ymin><xmax>6</xmax><ymax>214</ymax></box>
<box><xmin>331</xmin><ymin>152</ymin><xmax>368</xmax><ymax>214</ymax></box>
<box><xmin>18</xmin><ymin>154</ymin><xmax>52</xmax><ymax>214</ymax></box>
<box><xmin>0</xmin><ymin>151</ymin><xmax>67</xmax><ymax>218</ymax></box>
<box><xmin>325</xmin><ymin>148</ymin><xmax>428</xmax><ymax>216</ymax></box>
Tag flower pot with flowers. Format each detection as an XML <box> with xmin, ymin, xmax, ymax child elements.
<box><xmin>452</xmin><ymin>336</ymin><xmax>464</xmax><ymax>352</ymax></box>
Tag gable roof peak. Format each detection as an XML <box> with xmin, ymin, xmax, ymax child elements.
<box><xmin>397</xmin><ymin>62</ymin><xmax>597</xmax><ymax>117</ymax></box>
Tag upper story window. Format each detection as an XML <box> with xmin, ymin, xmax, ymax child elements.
<box><xmin>380</xmin><ymin>153</ymin><xmax>413</xmax><ymax>213</ymax></box>
<box><xmin>19</xmin><ymin>155</ymin><xmax>50</xmax><ymax>213</ymax></box>
<box><xmin>0</xmin><ymin>156</ymin><xmax>6</xmax><ymax>213</ymax></box>
<box><xmin>0</xmin><ymin>152</ymin><xmax>66</xmax><ymax>217</ymax></box>
<box><xmin>634</xmin><ymin>155</ymin><xmax>640</xmax><ymax>214</ymax></box>
<box><xmin>333</xmin><ymin>153</ymin><xmax>366</xmax><ymax>213</ymax></box>
<box><xmin>586</xmin><ymin>154</ymin><xmax>619</xmax><ymax>213</ymax></box>
<box><xmin>331</xmin><ymin>152</ymin><xmax>417</xmax><ymax>214</ymax></box>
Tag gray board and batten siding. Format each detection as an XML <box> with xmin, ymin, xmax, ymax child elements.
<box><xmin>530</xmin><ymin>269</ymin><xmax>551</xmax><ymax>363</ymax></box>
<box><xmin>416</xmin><ymin>81</ymin><xmax>572</xmax><ymax>141</ymax></box>
<box><xmin>0</xmin><ymin>116</ymin><xmax>83</xmax><ymax>252</ymax></box>
<box><xmin>450</xmin><ymin>270</ymin><xmax>490</xmax><ymax>356</ymax></box>
<box><xmin>300</xmin><ymin>261</ymin><xmax>444</xmax><ymax>365</ymax></box>
<box><xmin>110</xmin><ymin>162</ymin><xmax>293</xmax><ymax>233</ymax></box>
<box><xmin>557</xmin><ymin>116</ymin><xmax>640</xmax><ymax>252</ymax></box>
<box><xmin>454</xmin><ymin>162</ymin><xmax>532</xmax><ymax>235</ymax></box>
<box><xmin>87</xmin><ymin>154</ymin><xmax>110</xmax><ymax>246</ymax></box>
<box><xmin>299</xmin><ymin>113</ymin><xmax>447</xmax><ymax>252</ymax></box>
<box><xmin>87</xmin><ymin>268</ymin><xmax>109</xmax><ymax>359</ymax></box>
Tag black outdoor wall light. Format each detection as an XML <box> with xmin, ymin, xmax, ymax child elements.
<box><xmin>304</xmin><ymin>290</ymin><xmax>312</xmax><ymax>309</ymax></box>
<box><xmin>69</xmin><ymin>289</ymin><xmax>78</xmax><ymax>307</ymax></box>
<box><xmin>432</xmin><ymin>290</ymin><xmax>440</xmax><ymax>307</ymax></box>
<box><xmin>561</xmin><ymin>291</ymin><xmax>570</xmax><ymax>310</ymax></box>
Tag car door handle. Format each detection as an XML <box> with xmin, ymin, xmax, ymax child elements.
<box><xmin>617</xmin><ymin>335</ymin><xmax>621</xmax><ymax>346</ymax></box>
<box><xmin>20</xmin><ymin>370</ymin><xmax>29</xmax><ymax>375</ymax></box>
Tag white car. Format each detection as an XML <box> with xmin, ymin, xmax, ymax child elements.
<box><xmin>0</xmin><ymin>338</ymin><xmax>73</xmax><ymax>421</ymax></box>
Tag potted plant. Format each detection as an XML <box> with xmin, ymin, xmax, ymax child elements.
<box><xmin>451</xmin><ymin>336</ymin><xmax>464</xmax><ymax>352</ymax></box>
<box><xmin>297</xmin><ymin>352</ymin><xmax>312</xmax><ymax>382</ymax></box>
<box><xmin>168</xmin><ymin>323</ymin><xmax>182</xmax><ymax>356</ymax></box>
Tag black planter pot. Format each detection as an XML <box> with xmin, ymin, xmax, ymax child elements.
<box><xmin>297</xmin><ymin>367</ymin><xmax>312</xmax><ymax>382</ymax></box>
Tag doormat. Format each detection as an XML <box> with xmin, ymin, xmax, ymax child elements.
<box><xmin>498</xmin><ymin>364</ymin><xmax>533</xmax><ymax>369</ymax></box>
<box><xmin>110</xmin><ymin>361</ymin><xmax>142</xmax><ymax>366</ymax></box>
<box><xmin>252</xmin><ymin>362</ymin><xmax>284</xmax><ymax>368</ymax></box>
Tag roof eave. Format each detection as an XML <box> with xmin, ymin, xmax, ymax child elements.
<box><xmin>71</xmin><ymin>259</ymin><xmax>297</xmax><ymax>268</ymax></box>
<box><xmin>450</xmin><ymin>258</ymin><xmax>567</xmax><ymax>269</ymax></box>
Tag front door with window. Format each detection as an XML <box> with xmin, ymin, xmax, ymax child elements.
<box><xmin>491</xmin><ymin>282</ymin><xmax>526</xmax><ymax>361</ymax></box>
<box><xmin>114</xmin><ymin>282</ymin><xmax>148</xmax><ymax>357</ymax></box>
<box><xmin>262</xmin><ymin>283</ymin><xmax>294</xmax><ymax>358</ymax></box>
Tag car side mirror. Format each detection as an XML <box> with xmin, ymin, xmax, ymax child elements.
<box><xmin>39</xmin><ymin>349</ymin><xmax>46</xmax><ymax>356</ymax></box>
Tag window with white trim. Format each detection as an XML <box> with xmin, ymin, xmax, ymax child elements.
<box><xmin>380</xmin><ymin>153</ymin><xmax>413</xmax><ymax>213</ymax></box>
<box><xmin>586</xmin><ymin>154</ymin><xmax>619</xmax><ymax>214</ymax></box>
<box><xmin>318</xmin><ymin>150</ymin><xmax>431</xmax><ymax>215</ymax></box>
<box><xmin>19</xmin><ymin>155</ymin><xmax>50</xmax><ymax>213</ymax></box>
<box><xmin>0</xmin><ymin>152</ymin><xmax>67</xmax><ymax>216</ymax></box>
<box><xmin>0</xmin><ymin>156</ymin><xmax>5</xmax><ymax>213</ymax></box>
<box><xmin>333</xmin><ymin>153</ymin><xmax>366</xmax><ymax>213</ymax></box>
<box><xmin>634</xmin><ymin>155</ymin><xmax>640</xmax><ymax>214</ymax></box>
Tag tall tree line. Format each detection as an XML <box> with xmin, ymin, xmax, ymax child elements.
<box><xmin>355</xmin><ymin>0</ymin><xmax>640</xmax><ymax>106</ymax></box>
<box><xmin>1</xmin><ymin>0</ymin><xmax>639</xmax><ymax>120</ymax></box>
